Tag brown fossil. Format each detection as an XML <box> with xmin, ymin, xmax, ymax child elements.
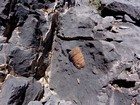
<box><xmin>69</xmin><ymin>47</ymin><xmax>85</xmax><ymax>69</ymax></box>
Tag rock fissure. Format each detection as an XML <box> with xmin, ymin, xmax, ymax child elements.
<box><xmin>111</xmin><ymin>79</ymin><xmax>136</xmax><ymax>88</ymax></box>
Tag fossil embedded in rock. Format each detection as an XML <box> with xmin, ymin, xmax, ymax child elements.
<box><xmin>69</xmin><ymin>47</ymin><xmax>85</xmax><ymax>69</ymax></box>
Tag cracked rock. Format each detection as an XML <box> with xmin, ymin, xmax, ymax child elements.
<box><xmin>101</xmin><ymin>0</ymin><xmax>140</xmax><ymax>22</ymax></box>
<box><xmin>0</xmin><ymin>75</ymin><xmax>43</xmax><ymax>105</ymax></box>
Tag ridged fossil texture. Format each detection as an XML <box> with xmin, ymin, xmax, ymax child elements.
<box><xmin>69</xmin><ymin>47</ymin><xmax>85</xmax><ymax>69</ymax></box>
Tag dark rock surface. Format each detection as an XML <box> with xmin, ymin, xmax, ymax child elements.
<box><xmin>0</xmin><ymin>0</ymin><xmax>140</xmax><ymax>105</ymax></box>
<box><xmin>48</xmin><ymin>0</ymin><xmax>140</xmax><ymax>105</ymax></box>
<box><xmin>22</xmin><ymin>79</ymin><xmax>43</xmax><ymax>105</ymax></box>
<box><xmin>0</xmin><ymin>75</ymin><xmax>43</xmax><ymax>105</ymax></box>
<box><xmin>101</xmin><ymin>0</ymin><xmax>140</xmax><ymax>22</ymax></box>
<box><xmin>0</xmin><ymin>75</ymin><xmax>28</xmax><ymax>105</ymax></box>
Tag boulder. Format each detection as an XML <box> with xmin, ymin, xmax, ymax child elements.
<box><xmin>22</xmin><ymin>79</ymin><xmax>43</xmax><ymax>105</ymax></box>
<box><xmin>0</xmin><ymin>75</ymin><xmax>28</xmax><ymax>105</ymax></box>
<box><xmin>0</xmin><ymin>75</ymin><xmax>43</xmax><ymax>105</ymax></box>
<box><xmin>101</xmin><ymin>0</ymin><xmax>140</xmax><ymax>22</ymax></box>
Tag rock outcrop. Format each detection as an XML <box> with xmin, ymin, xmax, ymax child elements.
<box><xmin>0</xmin><ymin>0</ymin><xmax>140</xmax><ymax>105</ymax></box>
<box><xmin>101</xmin><ymin>0</ymin><xmax>140</xmax><ymax>22</ymax></box>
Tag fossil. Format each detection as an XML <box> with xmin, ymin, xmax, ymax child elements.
<box><xmin>69</xmin><ymin>47</ymin><xmax>85</xmax><ymax>69</ymax></box>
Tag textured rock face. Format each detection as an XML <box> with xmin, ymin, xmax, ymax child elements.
<box><xmin>0</xmin><ymin>75</ymin><xmax>43</xmax><ymax>105</ymax></box>
<box><xmin>0</xmin><ymin>75</ymin><xmax>28</xmax><ymax>105</ymax></box>
<box><xmin>101</xmin><ymin>0</ymin><xmax>140</xmax><ymax>22</ymax></box>
<box><xmin>0</xmin><ymin>0</ymin><xmax>140</xmax><ymax>105</ymax></box>
<box><xmin>48</xmin><ymin>2</ymin><xmax>140</xmax><ymax>104</ymax></box>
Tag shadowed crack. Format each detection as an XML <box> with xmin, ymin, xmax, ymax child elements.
<box><xmin>57</xmin><ymin>34</ymin><xmax>94</xmax><ymax>41</ymax></box>
<box><xmin>111</xmin><ymin>79</ymin><xmax>136</xmax><ymax>88</ymax></box>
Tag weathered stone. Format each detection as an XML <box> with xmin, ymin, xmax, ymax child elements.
<box><xmin>0</xmin><ymin>36</ymin><xmax>7</xmax><ymax>43</ymax></box>
<box><xmin>135</xmin><ymin>95</ymin><xmax>140</xmax><ymax>104</ymax></box>
<box><xmin>57</xmin><ymin>5</ymin><xmax>101</xmax><ymax>39</ymax></box>
<box><xmin>44</xmin><ymin>95</ymin><xmax>60</xmax><ymax>105</ymax></box>
<box><xmin>22</xmin><ymin>79</ymin><xmax>43</xmax><ymax>105</ymax></box>
<box><xmin>0</xmin><ymin>0</ymin><xmax>9</xmax><ymax>17</ymax></box>
<box><xmin>101</xmin><ymin>0</ymin><xmax>140</xmax><ymax>22</ymax></box>
<box><xmin>94</xmin><ymin>16</ymin><xmax>115</xmax><ymax>31</ymax></box>
<box><xmin>15</xmin><ymin>3</ymin><xmax>29</xmax><ymax>25</ymax></box>
<box><xmin>100</xmin><ymin>0</ymin><xmax>113</xmax><ymax>5</ymax></box>
<box><xmin>48</xmin><ymin>1</ymin><xmax>140</xmax><ymax>105</ymax></box>
<box><xmin>0</xmin><ymin>0</ymin><xmax>140</xmax><ymax>105</ymax></box>
<box><xmin>0</xmin><ymin>75</ymin><xmax>29</xmax><ymax>105</ymax></box>
<box><xmin>7</xmin><ymin>14</ymin><xmax>42</xmax><ymax>76</ymax></box>
<box><xmin>28</xmin><ymin>101</ymin><xmax>43</xmax><ymax>105</ymax></box>
<box><xmin>43</xmin><ymin>94</ymin><xmax>73</xmax><ymax>105</ymax></box>
<box><xmin>123</xmin><ymin>14</ymin><xmax>136</xmax><ymax>23</ymax></box>
<box><xmin>59</xmin><ymin>100</ymin><xmax>73</xmax><ymax>105</ymax></box>
<box><xmin>0</xmin><ymin>75</ymin><xmax>44</xmax><ymax>105</ymax></box>
<box><xmin>106</xmin><ymin>86</ymin><xmax>133</xmax><ymax>105</ymax></box>
<box><xmin>8</xmin><ymin>46</ymin><xmax>36</xmax><ymax>76</ymax></box>
<box><xmin>49</xmin><ymin>36</ymin><xmax>123</xmax><ymax>105</ymax></box>
<box><xmin>9</xmin><ymin>15</ymin><xmax>39</xmax><ymax>48</ymax></box>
